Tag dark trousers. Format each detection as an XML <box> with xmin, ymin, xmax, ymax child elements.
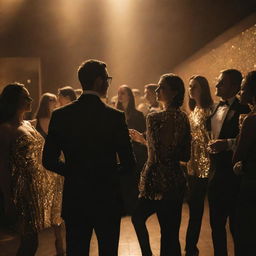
<box><xmin>208</xmin><ymin>178</ymin><xmax>239</xmax><ymax>256</ymax></box>
<box><xmin>64</xmin><ymin>205</ymin><xmax>121</xmax><ymax>256</ymax></box>
<box><xmin>132</xmin><ymin>195</ymin><xmax>183</xmax><ymax>256</ymax></box>
<box><xmin>236</xmin><ymin>178</ymin><xmax>256</xmax><ymax>256</ymax></box>
<box><xmin>185</xmin><ymin>176</ymin><xmax>208</xmax><ymax>255</ymax></box>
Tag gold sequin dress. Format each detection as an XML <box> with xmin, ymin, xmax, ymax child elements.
<box><xmin>10</xmin><ymin>125</ymin><xmax>63</xmax><ymax>235</ymax></box>
<box><xmin>187</xmin><ymin>106</ymin><xmax>212</xmax><ymax>178</ymax></box>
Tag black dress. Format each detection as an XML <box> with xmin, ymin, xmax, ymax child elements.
<box><xmin>120</xmin><ymin>109</ymin><xmax>147</xmax><ymax>215</ymax></box>
<box><xmin>126</xmin><ymin>110</ymin><xmax>147</xmax><ymax>175</ymax></box>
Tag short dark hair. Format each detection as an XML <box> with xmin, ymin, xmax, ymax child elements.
<box><xmin>160</xmin><ymin>73</ymin><xmax>185</xmax><ymax>108</ymax></box>
<box><xmin>78</xmin><ymin>59</ymin><xmax>107</xmax><ymax>90</ymax></box>
<box><xmin>0</xmin><ymin>82</ymin><xmax>25</xmax><ymax>124</ymax></box>
<box><xmin>58</xmin><ymin>86</ymin><xmax>77</xmax><ymax>101</ymax></box>
<box><xmin>35</xmin><ymin>93</ymin><xmax>57</xmax><ymax>119</ymax></box>
<box><xmin>145</xmin><ymin>84</ymin><xmax>158</xmax><ymax>92</ymax></box>
<box><xmin>188</xmin><ymin>75</ymin><xmax>213</xmax><ymax>111</ymax></box>
<box><xmin>221</xmin><ymin>69</ymin><xmax>243</xmax><ymax>89</ymax></box>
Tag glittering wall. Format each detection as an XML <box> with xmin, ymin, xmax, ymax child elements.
<box><xmin>173</xmin><ymin>13</ymin><xmax>256</xmax><ymax>105</ymax></box>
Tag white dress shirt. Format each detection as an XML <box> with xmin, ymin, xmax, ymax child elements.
<box><xmin>211</xmin><ymin>97</ymin><xmax>236</xmax><ymax>150</ymax></box>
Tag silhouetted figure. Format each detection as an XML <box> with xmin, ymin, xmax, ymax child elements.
<box><xmin>33</xmin><ymin>93</ymin><xmax>58</xmax><ymax>138</ymax></box>
<box><xmin>132</xmin><ymin>88</ymin><xmax>144</xmax><ymax>107</ymax></box>
<box><xmin>131</xmin><ymin>74</ymin><xmax>191</xmax><ymax>256</ymax></box>
<box><xmin>185</xmin><ymin>75</ymin><xmax>214</xmax><ymax>256</ymax></box>
<box><xmin>138</xmin><ymin>84</ymin><xmax>162</xmax><ymax>116</ymax></box>
<box><xmin>233</xmin><ymin>70</ymin><xmax>256</xmax><ymax>256</ymax></box>
<box><xmin>33</xmin><ymin>93</ymin><xmax>65</xmax><ymax>255</ymax></box>
<box><xmin>116</xmin><ymin>85</ymin><xmax>146</xmax><ymax>171</ymax></box>
<box><xmin>57</xmin><ymin>86</ymin><xmax>77</xmax><ymax>106</ymax></box>
<box><xmin>43</xmin><ymin>59</ymin><xmax>136</xmax><ymax>256</ymax></box>
<box><xmin>207</xmin><ymin>69</ymin><xmax>250</xmax><ymax>256</ymax></box>
<box><xmin>116</xmin><ymin>85</ymin><xmax>147</xmax><ymax>215</ymax></box>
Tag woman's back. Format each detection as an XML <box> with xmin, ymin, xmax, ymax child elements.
<box><xmin>139</xmin><ymin>109</ymin><xmax>191</xmax><ymax>200</ymax></box>
<box><xmin>146</xmin><ymin>109</ymin><xmax>190</xmax><ymax>164</ymax></box>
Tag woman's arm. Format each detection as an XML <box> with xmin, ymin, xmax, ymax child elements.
<box><xmin>180</xmin><ymin>115</ymin><xmax>192</xmax><ymax>162</ymax></box>
<box><xmin>129</xmin><ymin>129</ymin><xmax>147</xmax><ymax>145</ymax></box>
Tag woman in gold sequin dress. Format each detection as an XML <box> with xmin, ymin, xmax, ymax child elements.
<box><xmin>131</xmin><ymin>74</ymin><xmax>191</xmax><ymax>256</ymax></box>
<box><xmin>184</xmin><ymin>75</ymin><xmax>213</xmax><ymax>256</ymax></box>
<box><xmin>0</xmin><ymin>83</ymin><xmax>62</xmax><ymax>256</ymax></box>
<box><xmin>116</xmin><ymin>85</ymin><xmax>147</xmax><ymax>215</ymax></box>
<box><xmin>33</xmin><ymin>93</ymin><xmax>65</xmax><ymax>255</ymax></box>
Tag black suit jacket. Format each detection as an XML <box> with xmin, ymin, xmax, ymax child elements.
<box><xmin>42</xmin><ymin>94</ymin><xmax>136</xmax><ymax>219</ymax></box>
<box><xmin>207</xmin><ymin>98</ymin><xmax>250</xmax><ymax>198</ymax></box>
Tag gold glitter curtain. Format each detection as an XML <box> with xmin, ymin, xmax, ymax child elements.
<box><xmin>173</xmin><ymin>14</ymin><xmax>256</xmax><ymax>107</ymax></box>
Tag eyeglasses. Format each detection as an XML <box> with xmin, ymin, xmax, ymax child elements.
<box><xmin>156</xmin><ymin>84</ymin><xmax>165</xmax><ymax>91</ymax></box>
<box><xmin>23</xmin><ymin>95</ymin><xmax>33</xmax><ymax>102</ymax></box>
<box><xmin>106</xmin><ymin>76</ymin><xmax>112</xmax><ymax>84</ymax></box>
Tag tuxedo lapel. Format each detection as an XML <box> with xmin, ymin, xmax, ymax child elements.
<box><xmin>206</xmin><ymin>103</ymin><xmax>219</xmax><ymax>133</ymax></box>
<box><xmin>218</xmin><ymin>97</ymin><xmax>243</xmax><ymax>139</ymax></box>
<box><xmin>220</xmin><ymin>98</ymin><xmax>239</xmax><ymax>131</ymax></box>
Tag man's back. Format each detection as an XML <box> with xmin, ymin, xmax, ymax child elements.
<box><xmin>42</xmin><ymin>59</ymin><xmax>134</xmax><ymax>256</ymax></box>
<box><xmin>43</xmin><ymin>94</ymin><xmax>136</xmax><ymax>217</ymax></box>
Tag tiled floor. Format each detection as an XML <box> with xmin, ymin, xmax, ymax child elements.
<box><xmin>0</xmin><ymin>201</ymin><xmax>234</xmax><ymax>256</ymax></box>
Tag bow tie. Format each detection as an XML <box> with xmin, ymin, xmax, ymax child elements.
<box><xmin>219</xmin><ymin>100</ymin><xmax>229</xmax><ymax>106</ymax></box>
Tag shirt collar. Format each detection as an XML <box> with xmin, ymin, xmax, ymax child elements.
<box><xmin>83</xmin><ymin>90</ymin><xmax>100</xmax><ymax>98</ymax></box>
<box><xmin>220</xmin><ymin>97</ymin><xmax>236</xmax><ymax>106</ymax></box>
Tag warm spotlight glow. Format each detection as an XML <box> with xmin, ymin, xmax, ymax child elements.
<box><xmin>1</xmin><ymin>0</ymin><xmax>25</xmax><ymax>27</ymax></box>
<box><xmin>1</xmin><ymin>0</ymin><xmax>25</xmax><ymax>13</ymax></box>
<box><xmin>105</xmin><ymin>0</ymin><xmax>137</xmax><ymax>96</ymax></box>
<box><xmin>109</xmin><ymin>0</ymin><xmax>131</xmax><ymax>15</ymax></box>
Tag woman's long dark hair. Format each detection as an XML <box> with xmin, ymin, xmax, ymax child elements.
<box><xmin>188</xmin><ymin>75</ymin><xmax>213</xmax><ymax>111</ymax></box>
<box><xmin>35</xmin><ymin>93</ymin><xmax>57</xmax><ymax>119</ymax></box>
<box><xmin>0</xmin><ymin>83</ymin><xmax>25</xmax><ymax>124</ymax></box>
<box><xmin>116</xmin><ymin>85</ymin><xmax>137</xmax><ymax>119</ymax></box>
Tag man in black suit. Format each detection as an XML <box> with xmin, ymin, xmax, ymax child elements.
<box><xmin>43</xmin><ymin>59</ymin><xmax>136</xmax><ymax>256</ymax></box>
<box><xmin>207</xmin><ymin>69</ymin><xmax>250</xmax><ymax>256</ymax></box>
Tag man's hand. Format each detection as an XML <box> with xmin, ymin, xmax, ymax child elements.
<box><xmin>129</xmin><ymin>129</ymin><xmax>147</xmax><ymax>145</ymax></box>
<box><xmin>208</xmin><ymin>139</ymin><xmax>228</xmax><ymax>154</ymax></box>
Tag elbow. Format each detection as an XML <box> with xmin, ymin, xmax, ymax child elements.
<box><xmin>42</xmin><ymin>158</ymin><xmax>52</xmax><ymax>171</ymax></box>
<box><xmin>180</xmin><ymin>153</ymin><xmax>191</xmax><ymax>163</ymax></box>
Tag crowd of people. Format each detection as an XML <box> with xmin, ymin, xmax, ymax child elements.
<box><xmin>0</xmin><ymin>59</ymin><xmax>255</xmax><ymax>256</ymax></box>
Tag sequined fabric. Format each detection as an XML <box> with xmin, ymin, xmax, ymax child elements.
<box><xmin>187</xmin><ymin>107</ymin><xmax>212</xmax><ymax>178</ymax></box>
<box><xmin>139</xmin><ymin>109</ymin><xmax>191</xmax><ymax>200</ymax></box>
<box><xmin>10</xmin><ymin>127</ymin><xmax>63</xmax><ymax>235</ymax></box>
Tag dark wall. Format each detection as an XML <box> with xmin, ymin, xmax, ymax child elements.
<box><xmin>0</xmin><ymin>0</ymin><xmax>255</xmax><ymax>96</ymax></box>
